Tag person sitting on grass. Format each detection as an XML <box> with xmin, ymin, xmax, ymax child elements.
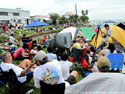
<box><xmin>33</xmin><ymin>51</ymin><xmax>78</xmax><ymax>89</ymax></box>
<box><xmin>99</xmin><ymin>43</ymin><xmax>117</xmax><ymax>57</ymax></box>
<box><xmin>0</xmin><ymin>52</ymin><xmax>37</xmax><ymax>83</ymax></box>
<box><xmin>30</xmin><ymin>45</ymin><xmax>38</xmax><ymax>55</ymax></box>
<box><xmin>14</xmin><ymin>44</ymin><xmax>29</xmax><ymax>60</ymax></box>
<box><xmin>60</xmin><ymin>54</ymin><xmax>78</xmax><ymax>84</ymax></box>
<box><xmin>9</xmin><ymin>33</ymin><xmax>19</xmax><ymax>46</ymax></box>
<box><xmin>72</xmin><ymin>40</ymin><xmax>81</xmax><ymax>49</ymax></box>
<box><xmin>8</xmin><ymin>42</ymin><xmax>16</xmax><ymax>53</ymax></box>
<box><xmin>65</xmin><ymin>56</ymin><xmax>125</xmax><ymax>94</ymax></box>
<box><xmin>47</xmin><ymin>47</ymin><xmax>57</xmax><ymax>60</ymax></box>
<box><xmin>22</xmin><ymin>34</ymin><xmax>27</xmax><ymax>44</ymax></box>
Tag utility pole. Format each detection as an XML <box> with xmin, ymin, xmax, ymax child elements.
<box><xmin>75</xmin><ymin>3</ymin><xmax>78</xmax><ymax>26</ymax></box>
<box><xmin>75</xmin><ymin>3</ymin><xmax>77</xmax><ymax>16</ymax></box>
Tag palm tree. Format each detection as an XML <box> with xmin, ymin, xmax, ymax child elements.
<box><xmin>80</xmin><ymin>10</ymin><xmax>89</xmax><ymax>23</ymax></box>
<box><xmin>81</xmin><ymin>10</ymin><xmax>85</xmax><ymax>16</ymax></box>
<box><xmin>85</xmin><ymin>10</ymin><xmax>88</xmax><ymax>15</ymax></box>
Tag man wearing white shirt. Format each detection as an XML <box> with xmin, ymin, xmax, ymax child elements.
<box><xmin>33</xmin><ymin>51</ymin><xmax>78</xmax><ymax>89</ymax></box>
<box><xmin>101</xmin><ymin>24</ymin><xmax>112</xmax><ymax>49</ymax></box>
<box><xmin>33</xmin><ymin>51</ymin><xmax>65</xmax><ymax>88</ymax></box>
<box><xmin>0</xmin><ymin>52</ymin><xmax>36</xmax><ymax>83</ymax></box>
<box><xmin>103</xmin><ymin>24</ymin><xmax>112</xmax><ymax>42</ymax></box>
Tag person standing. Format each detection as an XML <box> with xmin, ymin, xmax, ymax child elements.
<box><xmin>100</xmin><ymin>24</ymin><xmax>112</xmax><ymax>49</ymax></box>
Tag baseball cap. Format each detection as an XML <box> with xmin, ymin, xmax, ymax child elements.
<box><xmin>35</xmin><ymin>51</ymin><xmax>47</xmax><ymax>62</ymax></box>
<box><xmin>97</xmin><ymin>56</ymin><xmax>110</xmax><ymax>69</ymax></box>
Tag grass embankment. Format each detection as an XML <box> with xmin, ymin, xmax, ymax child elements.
<box><xmin>0</xmin><ymin>26</ymin><xmax>82</xmax><ymax>93</ymax></box>
<box><xmin>0</xmin><ymin>25</ymin><xmax>64</xmax><ymax>43</ymax></box>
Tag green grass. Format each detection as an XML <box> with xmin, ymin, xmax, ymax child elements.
<box><xmin>0</xmin><ymin>65</ymin><xmax>82</xmax><ymax>94</ymax></box>
<box><xmin>0</xmin><ymin>35</ymin><xmax>9</xmax><ymax>42</ymax></box>
<box><xmin>41</xmin><ymin>25</ymin><xmax>54</xmax><ymax>29</ymax></box>
<box><xmin>13</xmin><ymin>29</ymin><xmax>37</xmax><ymax>36</ymax></box>
<box><xmin>0</xmin><ymin>46</ymin><xmax>83</xmax><ymax>93</ymax></box>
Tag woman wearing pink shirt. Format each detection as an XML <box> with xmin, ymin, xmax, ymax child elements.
<box><xmin>14</xmin><ymin>44</ymin><xmax>29</xmax><ymax>60</ymax></box>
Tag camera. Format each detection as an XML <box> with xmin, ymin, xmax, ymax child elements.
<box><xmin>103</xmin><ymin>35</ymin><xmax>106</xmax><ymax>38</ymax></box>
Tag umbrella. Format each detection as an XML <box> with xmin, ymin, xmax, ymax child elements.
<box><xmin>24</xmin><ymin>20</ymin><xmax>49</xmax><ymax>28</ymax></box>
<box><xmin>59</xmin><ymin>27</ymin><xmax>79</xmax><ymax>40</ymax></box>
<box><xmin>80</xmin><ymin>27</ymin><xmax>96</xmax><ymax>41</ymax></box>
<box><xmin>90</xmin><ymin>25</ymin><xmax>125</xmax><ymax>48</ymax></box>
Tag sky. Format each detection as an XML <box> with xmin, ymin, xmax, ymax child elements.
<box><xmin>0</xmin><ymin>0</ymin><xmax>125</xmax><ymax>20</ymax></box>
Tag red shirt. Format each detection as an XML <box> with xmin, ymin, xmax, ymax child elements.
<box><xmin>28</xmin><ymin>42</ymin><xmax>32</xmax><ymax>50</ymax></box>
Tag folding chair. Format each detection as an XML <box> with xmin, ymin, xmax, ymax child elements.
<box><xmin>40</xmin><ymin>81</ymin><xmax>65</xmax><ymax>94</ymax></box>
<box><xmin>0</xmin><ymin>67</ymin><xmax>6</xmax><ymax>87</ymax></box>
<box><xmin>0</xmin><ymin>69</ymin><xmax>32</xmax><ymax>94</ymax></box>
<box><xmin>0</xmin><ymin>59</ymin><xmax>2</xmax><ymax>62</ymax></box>
<box><xmin>107</xmin><ymin>54</ymin><xmax>124</xmax><ymax>72</ymax></box>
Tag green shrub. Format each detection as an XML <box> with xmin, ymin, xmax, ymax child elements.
<box><xmin>0</xmin><ymin>35</ymin><xmax>9</xmax><ymax>42</ymax></box>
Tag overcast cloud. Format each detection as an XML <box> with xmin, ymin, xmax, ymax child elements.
<box><xmin>0</xmin><ymin>0</ymin><xmax>125</xmax><ymax>20</ymax></box>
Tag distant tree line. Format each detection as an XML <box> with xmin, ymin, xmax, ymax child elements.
<box><xmin>49</xmin><ymin>10</ymin><xmax>89</xmax><ymax>25</ymax></box>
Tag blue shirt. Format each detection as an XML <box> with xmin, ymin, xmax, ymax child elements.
<box><xmin>47</xmin><ymin>53</ymin><xmax>57</xmax><ymax>60</ymax></box>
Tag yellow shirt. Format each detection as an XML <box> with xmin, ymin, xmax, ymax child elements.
<box><xmin>73</xmin><ymin>43</ymin><xmax>81</xmax><ymax>49</ymax></box>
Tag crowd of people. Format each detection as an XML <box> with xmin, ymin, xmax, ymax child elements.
<box><xmin>0</xmin><ymin>24</ymin><xmax>125</xmax><ymax>94</ymax></box>
<box><xmin>0</xmin><ymin>23</ymin><xmax>24</xmax><ymax>34</ymax></box>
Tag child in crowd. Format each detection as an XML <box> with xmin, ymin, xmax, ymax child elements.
<box><xmin>30</xmin><ymin>45</ymin><xmax>37</xmax><ymax>55</ymax></box>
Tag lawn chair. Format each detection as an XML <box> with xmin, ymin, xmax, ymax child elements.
<box><xmin>70</xmin><ymin>48</ymin><xmax>89</xmax><ymax>69</ymax></box>
<box><xmin>0</xmin><ymin>68</ymin><xmax>32</xmax><ymax>94</ymax></box>
<box><xmin>40</xmin><ymin>81</ymin><xmax>65</xmax><ymax>94</ymax></box>
<box><xmin>0</xmin><ymin>67</ymin><xmax>6</xmax><ymax>87</ymax></box>
<box><xmin>107</xmin><ymin>54</ymin><xmax>124</xmax><ymax>72</ymax></box>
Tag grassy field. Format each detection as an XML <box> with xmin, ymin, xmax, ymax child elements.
<box><xmin>0</xmin><ymin>60</ymin><xmax>83</xmax><ymax>94</ymax></box>
<box><xmin>0</xmin><ymin>27</ymin><xmax>63</xmax><ymax>43</ymax></box>
<box><xmin>0</xmin><ymin>48</ymin><xmax>83</xmax><ymax>94</ymax></box>
<box><xmin>0</xmin><ymin>29</ymin><xmax>83</xmax><ymax>94</ymax></box>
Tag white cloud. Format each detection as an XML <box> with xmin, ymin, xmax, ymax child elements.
<box><xmin>0</xmin><ymin>0</ymin><xmax>125</xmax><ymax>20</ymax></box>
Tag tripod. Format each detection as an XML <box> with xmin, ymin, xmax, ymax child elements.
<box><xmin>94</xmin><ymin>25</ymin><xmax>101</xmax><ymax>48</ymax></box>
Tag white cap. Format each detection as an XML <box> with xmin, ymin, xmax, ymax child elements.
<box><xmin>35</xmin><ymin>51</ymin><xmax>47</xmax><ymax>62</ymax></box>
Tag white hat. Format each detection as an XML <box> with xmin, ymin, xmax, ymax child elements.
<box><xmin>86</xmin><ymin>39</ymin><xmax>90</xmax><ymax>41</ymax></box>
<box><xmin>35</xmin><ymin>51</ymin><xmax>47</xmax><ymax>62</ymax></box>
